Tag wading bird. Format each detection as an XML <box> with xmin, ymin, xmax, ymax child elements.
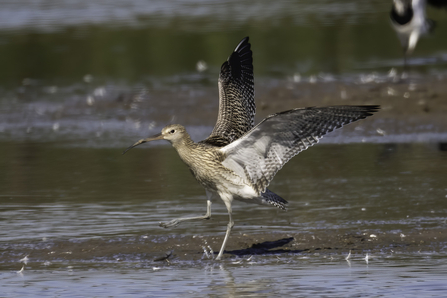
<box><xmin>390</xmin><ymin>0</ymin><xmax>447</xmax><ymax>64</ymax></box>
<box><xmin>124</xmin><ymin>37</ymin><xmax>379</xmax><ymax>260</ymax></box>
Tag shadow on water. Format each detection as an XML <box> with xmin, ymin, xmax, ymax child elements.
<box><xmin>226</xmin><ymin>237</ymin><xmax>303</xmax><ymax>256</ymax></box>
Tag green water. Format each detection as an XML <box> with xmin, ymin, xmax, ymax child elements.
<box><xmin>1</xmin><ymin>141</ymin><xmax>447</xmax><ymax>297</ymax></box>
<box><xmin>1</xmin><ymin>142</ymin><xmax>445</xmax><ymax>241</ymax></box>
<box><xmin>1</xmin><ymin>1</ymin><xmax>447</xmax><ymax>297</ymax></box>
<box><xmin>1</xmin><ymin>0</ymin><xmax>447</xmax><ymax>88</ymax></box>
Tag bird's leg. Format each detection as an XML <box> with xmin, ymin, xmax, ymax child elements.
<box><xmin>215</xmin><ymin>204</ymin><xmax>234</xmax><ymax>261</ymax></box>
<box><xmin>403</xmin><ymin>53</ymin><xmax>408</xmax><ymax>73</ymax></box>
<box><xmin>159</xmin><ymin>199</ymin><xmax>212</xmax><ymax>228</ymax></box>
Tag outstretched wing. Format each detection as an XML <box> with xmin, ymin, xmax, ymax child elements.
<box><xmin>221</xmin><ymin>105</ymin><xmax>379</xmax><ymax>194</ymax></box>
<box><xmin>201</xmin><ymin>37</ymin><xmax>255</xmax><ymax>147</ymax></box>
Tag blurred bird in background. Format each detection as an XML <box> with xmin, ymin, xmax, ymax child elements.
<box><xmin>390</xmin><ymin>0</ymin><xmax>447</xmax><ymax>66</ymax></box>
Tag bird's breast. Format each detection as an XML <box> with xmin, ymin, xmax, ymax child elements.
<box><xmin>177</xmin><ymin>146</ymin><xmax>227</xmax><ymax>189</ymax></box>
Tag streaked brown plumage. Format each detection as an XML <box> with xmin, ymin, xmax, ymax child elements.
<box><xmin>124</xmin><ymin>37</ymin><xmax>379</xmax><ymax>260</ymax></box>
<box><xmin>203</xmin><ymin>37</ymin><xmax>255</xmax><ymax>147</ymax></box>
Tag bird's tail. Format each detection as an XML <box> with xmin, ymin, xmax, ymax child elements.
<box><xmin>261</xmin><ymin>189</ymin><xmax>288</xmax><ymax>210</ymax></box>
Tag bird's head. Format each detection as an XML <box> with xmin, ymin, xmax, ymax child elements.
<box><xmin>392</xmin><ymin>0</ymin><xmax>411</xmax><ymax>16</ymax></box>
<box><xmin>122</xmin><ymin>124</ymin><xmax>187</xmax><ymax>154</ymax></box>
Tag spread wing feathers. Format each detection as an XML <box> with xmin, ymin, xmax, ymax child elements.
<box><xmin>261</xmin><ymin>189</ymin><xmax>288</xmax><ymax>210</ymax></box>
<box><xmin>221</xmin><ymin>105</ymin><xmax>379</xmax><ymax>194</ymax></box>
<box><xmin>236</xmin><ymin>188</ymin><xmax>288</xmax><ymax>210</ymax></box>
<box><xmin>201</xmin><ymin>37</ymin><xmax>255</xmax><ymax>147</ymax></box>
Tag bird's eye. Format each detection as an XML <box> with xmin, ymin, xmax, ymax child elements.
<box><xmin>169</xmin><ymin>129</ymin><xmax>175</xmax><ymax>134</ymax></box>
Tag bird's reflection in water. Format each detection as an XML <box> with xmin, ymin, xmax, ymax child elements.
<box><xmin>203</xmin><ymin>258</ymin><xmax>279</xmax><ymax>297</ymax></box>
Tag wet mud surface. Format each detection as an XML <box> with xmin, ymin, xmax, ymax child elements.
<box><xmin>2</xmin><ymin>229</ymin><xmax>446</xmax><ymax>267</ymax></box>
<box><xmin>2</xmin><ymin>74</ymin><xmax>447</xmax><ymax>146</ymax></box>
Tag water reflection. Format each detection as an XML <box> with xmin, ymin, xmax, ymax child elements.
<box><xmin>0</xmin><ymin>142</ymin><xmax>445</xmax><ymax>243</ymax></box>
<box><xmin>3</xmin><ymin>254</ymin><xmax>447</xmax><ymax>297</ymax></box>
<box><xmin>1</xmin><ymin>0</ymin><xmax>447</xmax><ymax>88</ymax></box>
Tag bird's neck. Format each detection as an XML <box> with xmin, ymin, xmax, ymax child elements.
<box><xmin>171</xmin><ymin>133</ymin><xmax>212</xmax><ymax>172</ymax></box>
<box><xmin>171</xmin><ymin>133</ymin><xmax>196</xmax><ymax>155</ymax></box>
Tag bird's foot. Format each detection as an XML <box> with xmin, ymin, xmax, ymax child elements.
<box><xmin>202</xmin><ymin>245</ymin><xmax>214</xmax><ymax>260</ymax></box>
<box><xmin>159</xmin><ymin>219</ymin><xmax>180</xmax><ymax>228</ymax></box>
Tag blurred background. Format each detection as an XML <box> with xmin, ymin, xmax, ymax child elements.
<box><xmin>1</xmin><ymin>1</ymin><xmax>447</xmax><ymax>296</ymax></box>
<box><xmin>0</xmin><ymin>0</ymin><xmax>446</xmax><ymax>146</ymax></box>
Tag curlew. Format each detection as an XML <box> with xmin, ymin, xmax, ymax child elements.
<box><xmin>124</xmin><ymin>37</ymin><xmax>379</xmax><ymax>260</ymax></box>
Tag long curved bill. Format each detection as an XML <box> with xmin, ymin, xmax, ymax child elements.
<box><xmin>122</xmin><ymin>133</ymin><xmax>164</xmax><ymax>155</ymax></box>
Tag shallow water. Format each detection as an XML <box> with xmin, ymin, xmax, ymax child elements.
<box><xmin>1</xmin><ymin>142</ymin><xmax>447</xmax><ymax>296</ymax></box>
<box><xmin>1</xmin><ymin>0</ymin><xmax>447</xmax><ymax>296</ymax></box>
<box><xmin>1</xmin><ymin>0</ymin><xmax>447</xmax><ymax>148</ymax></box>
<box><xmin>2</xmin><ymin>253</ymin><xmax>447</xmax><ymax>297</ymax></box>
<box><xmin>1</xmin><ymin>142</ymin><xmax>446</xmax><ymax>241</ymax></box>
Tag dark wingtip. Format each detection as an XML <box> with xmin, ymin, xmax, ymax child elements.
<box><xmin>363</xmin><ymin>105</ymin><xmax>381</xmax><ymax>116</ymax></box>
<box><xmin>234</xmin><ymin>37</ymin><xmax>250</xmax><ymax>52</ymax></box>
<box><xmin>233</xmin><ymin>37</ymin><xmax>252</xmax><ymax>59</ymax></box>
<box><xmin>225</xmin><ymin>36</ymin><xmax>253</xmax><ymax>80</ymax></box>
